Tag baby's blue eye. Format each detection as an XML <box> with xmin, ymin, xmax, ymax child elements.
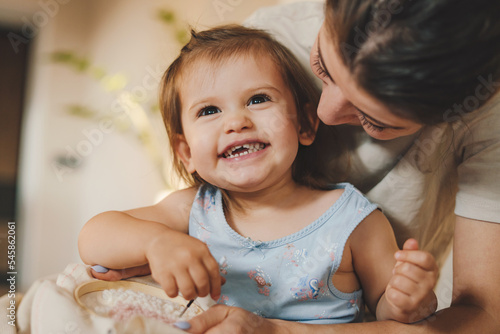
<box><xmin>248</xmin><ymin>95</ymin><xmax>270</xmax><ymax>105</ymax></box>
<box><xmin>199</xmin><ymin>106</ymin><xmax>221</xmax><ymax>117</ymax></box>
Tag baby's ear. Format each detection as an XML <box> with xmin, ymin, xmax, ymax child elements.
<box><xmin>299</xmin><ymin>103</ymin><xmax>319</xmax><ymax>146</ymax></box>
<box><xmin>174</xmin><ymin>134</ymin><xmax>196</xmax><ymax>173</ymax></box>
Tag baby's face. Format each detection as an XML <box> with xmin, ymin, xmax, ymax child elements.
<box><xmin>176</xmin><ymin>54</ymin><xmax>311</xmax><ymax>193</ymax></box>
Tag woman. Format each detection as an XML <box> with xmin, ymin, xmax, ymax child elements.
<box><xmin>95</xmin><ymin>0</ymin><xmax>500</xmax><ymax>332</ymax></box>
<box><xmin>177</xmin><ymin>0</ymin><xmax>500</xmax><ymax>332</ymax></box>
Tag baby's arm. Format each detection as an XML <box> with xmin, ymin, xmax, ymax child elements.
<box><xmin>350</xmin><ymin>210</ymin><xmax>438</xmax><ymax>323</ymax></box>
<box><xmin>78</xmin><ymin>188</ymin><xmax>222</xmax><ymax>300</ymax></box>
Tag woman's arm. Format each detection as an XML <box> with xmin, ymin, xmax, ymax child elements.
<box><xmin>185</xmin><ymin>216</ymin><xmax>500</xmax><ymax>333</ymax></box>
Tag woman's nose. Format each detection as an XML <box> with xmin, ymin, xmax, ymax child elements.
<box><xmin>317</xmin><ymin>87</ymin><xmax>358</xmax><ymax>125</ymax></box>
<box><xmin>224</xmin><ymin>111</ymin><xmax>253</xmax><ymax>134</ymax></box>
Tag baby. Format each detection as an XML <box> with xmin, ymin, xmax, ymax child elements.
<box><xmin>79</xmin><ymin>25</ymin><xmax>438</xmax><ymax>324</ymax></box>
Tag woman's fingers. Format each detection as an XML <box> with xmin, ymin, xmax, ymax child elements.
<box><xmin>186</xmin><ymin>304</ymin><xmax>231</xmax><ymax>333</ymax></box>
<box><xmin>187</xmin><ymin>305</ymin><xmax>265</xmax><ymax>334</ymax></box>
<box><xmin>90</xmin><ymin>264</ymin><xmax>151</xmax><ymax>281</ymax></box>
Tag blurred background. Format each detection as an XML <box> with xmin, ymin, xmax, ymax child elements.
<box><xmin>0</xmin><ymin>0</ymin><xmax>452</xmax><ymax>312</ymax></box>
<box><xmin>0</xmin><ymin>0</ymin><xmax>319</xmax><ymax>293</ymax></box>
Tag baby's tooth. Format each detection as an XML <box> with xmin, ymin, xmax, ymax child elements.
<box><xmin>223</xmin><ymin>142</ymin><xmax>266</xmax><ymax>158</ymax></box>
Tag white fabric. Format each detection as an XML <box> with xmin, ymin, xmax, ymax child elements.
<box><xmin>5</xmin><ymin>263</ymin><xmax>211</xmax><ymax>334</ymax></box>
<box><xmin>245</xmin><ymin>1</ymin><xmax>500</xmax><ymax>267</ymax></box>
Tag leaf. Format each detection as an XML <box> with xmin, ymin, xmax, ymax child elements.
<box><xmin>158</xmin><ymin>9</ymin><xmax>175</xmax><ymax>24</ymax></box>
<box><xmin>65</xmin><ymin>105</ymin><xmax>97</xmax><ymax>118</ymax></box>
<box><xmin>176</xmin><ymin>29</ymin><xmax>190</xmax><ymax>45</ymax></box>
<box><xmin>100</xmin><ymin>73</ymin><xmax>128</xmax><ymax>92</ymax></box>
<box><xmin>50</xmin><ymin>51</ymin><xmax>90</xmax><ymax>72</ymax></box>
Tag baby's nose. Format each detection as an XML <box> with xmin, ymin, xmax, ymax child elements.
<box><xmin>224</xmin><ymin>111</ymin><xmax>253</xmax><ymax>133</ymax></box>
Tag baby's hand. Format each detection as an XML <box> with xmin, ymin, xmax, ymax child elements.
<box><xmin>146</xmin><ymin>230</ymin><xmax>222</xmax><ymax>301</ymax></box>
<box><xmin>385</xmin><ymin>239</ymin><xmax>438</xmax><ymax>323</ymax></box>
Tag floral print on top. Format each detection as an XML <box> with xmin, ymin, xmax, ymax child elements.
<box><xmin>188</xmin><ymin>183</ymin><xmax>377</xmax><ymax>324</ymax></box>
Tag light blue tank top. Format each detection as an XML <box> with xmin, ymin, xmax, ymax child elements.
<box><xmin>189</xmin><ymin>183</ymin><xmax>378</xmax><ymax>324</ymax></box>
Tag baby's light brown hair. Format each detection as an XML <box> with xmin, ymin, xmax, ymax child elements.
<box><xmin>160</xmin><ymin>24</ymin><xmax>342</xmax><ymax>189</ymax></box>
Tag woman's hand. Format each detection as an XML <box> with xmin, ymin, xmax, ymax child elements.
<box><xmin>183</xmin><ymin>304</ymin><xmax>281</xmax><ymax>334</ymax></box>
<box><xmin>379</xmin><ymin>238</ymin><xmax>438</xmax><ymax>323</ymax></box>
<box><xmin>90</xmin><ymin>263</ymin><xmax>151</xmax><ymax>280</ymax></box>
<box><xmin>146</xmin><ymin>230</ymin><xmax>223</xmax><ymax>301</ymax></box>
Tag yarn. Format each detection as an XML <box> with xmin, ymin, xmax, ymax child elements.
<box><xmin>93</xmin><ymin>288</ymin><xmax>198</xmax><ymax>323</ymax></box>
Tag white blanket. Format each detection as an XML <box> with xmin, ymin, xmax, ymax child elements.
<box><xmin>1</xmin><ymin>263</ymin><xmax>212</xmax><ymax>334</ymax></box>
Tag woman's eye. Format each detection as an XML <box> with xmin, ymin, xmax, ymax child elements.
<box><xmin>359</xmin><ymin>114</ymin><xmax>385</xmax><ymax>132</ymax></box>
<box><xmin>312</xmin><ymin>53</ymin><xmax>328</xmax><ymax>80</ymax></box>
<box><xmin>312</xmin><ymin>59</ymin><xmax>326</xmax><ymax>78</ymax></box>
<box><xmin>198</xmin><ymin>106</ymin><xmax>221</xmax><ymax>117</ymax></box>
<box><xmin>248</xmin><ymin>94</ymin><xmax>270</xmax><ymax>105</ymax></box>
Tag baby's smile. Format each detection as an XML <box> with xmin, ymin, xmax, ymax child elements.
<box><xmin>222</xmin><ymin>142</ymin><xmax>267</xmax><ymax>159</ymax></box>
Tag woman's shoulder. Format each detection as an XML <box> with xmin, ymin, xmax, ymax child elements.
<box><xmin>458</xmin><ymin>91</ymin><xmax>500</xmax><ymax>137</ymax></box>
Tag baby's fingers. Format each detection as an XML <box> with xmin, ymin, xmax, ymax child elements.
<box><xmin>187</xmin><ymin>259</ymin><xmax>220</xmax><ymax>299</ymax></box>
<box><xmin>203</xmin><ymin>257</ymin><xmax>223</xmax><ymax>301</ymax></box>
<box><xmin>176</xmin><ymin>269</ymin><xmax>199</xmax><ymax>300</ymax></box>
<box><xmin>388</xmin><ymin>272</ymin><xmax>421</xmax><ymax>299</ymax></box>
<box><xmin>395</xmin><ymin>249</ymin><xmax>438</xmax><ymax>272</ymax></box>
<box><xmin>156</xmin><ymin>273</ymin><xmax>181</xmax><ymax>298</ymax></box>
<box><xmin>386</xmin><ymin>284</ymin><xmax>413</xmax><ymax>311</ymax></box>
<box><xmin>393</xmin><ymin>261</ymin><xmax>432</xmax><ymax>284</ymax></box>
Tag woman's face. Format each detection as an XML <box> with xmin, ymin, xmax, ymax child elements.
<box><xmin>310</xmin><ymin>24</ymin><xmax>423</xmax><ymax>140</ymax></box>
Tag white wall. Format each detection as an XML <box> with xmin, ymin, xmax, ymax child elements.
<box><xmin>4</xmin><ymin>0</ymin><xmax>279</xmax><ymax>291</ymax></box>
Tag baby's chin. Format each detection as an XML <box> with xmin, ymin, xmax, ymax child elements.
<box><xmin>204</xmin><ymin>176</ymin><xmax>272</xmax><ymax>194</ymax></box>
